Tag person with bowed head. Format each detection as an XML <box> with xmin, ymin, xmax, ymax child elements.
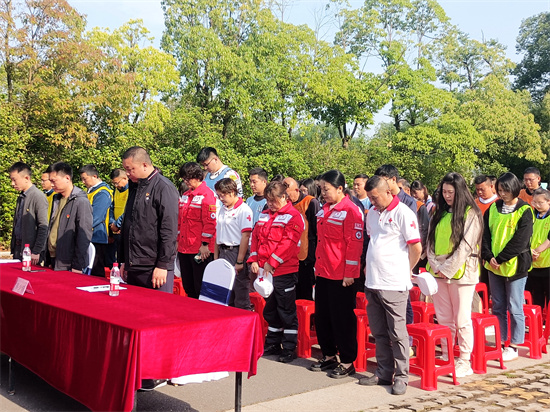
<box><xmin>426</xmin><ymin>172</ymin><xmax>483</xmax><ymax>378</ymax></box>
<box><xmin>248</xmin><ymin>180</ymin><xmax>305</xmax><ymax>363</ymax></box>
<box><xmin>309</xmin><ymin>169</ymin><xmax>364</xmax><ymax>379</ymax></box>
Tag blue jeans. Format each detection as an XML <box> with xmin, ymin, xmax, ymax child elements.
<box><xmin>488</xmin><ymin>272</ymin><xmax>526</xmax><ymax>345</ymax></box>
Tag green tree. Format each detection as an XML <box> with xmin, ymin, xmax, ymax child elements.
<box><xmin>514</xmin><ymin>12</ymin><xmax>550</xmax><ymax>102</ymax></box>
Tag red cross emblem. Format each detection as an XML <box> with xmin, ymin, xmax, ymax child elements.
<box><xmin>410</xmin><ymin>221</ymin><xmax>417</xmax><ymax>229</ymax></box>
<box><xmin>247</xmin><ymin>215</ymin><xmax>251</xmax><ymax>221</ymax></box>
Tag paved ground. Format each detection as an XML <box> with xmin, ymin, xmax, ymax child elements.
<box><xmin>1</xmin><ymin>345</ymin><xmax>549</xmax><ymax>412</ymax></box>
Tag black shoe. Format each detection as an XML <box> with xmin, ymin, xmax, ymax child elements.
<box><xmin>138</xmin><ymin>379</ymin><xmax>167</xmax><ymax>392</ymax></box>
<box><xmin>263</xmin><ymin>344</ymin><xmax>282</xmax><ymax>356</ymax></box>
<box><xmin>392</xmin><ymin>380</ymin><xmax>407</xmax><ymax>395</ymax></box>
<box><xmin>329</xmin><ymin>363</ymin><xmax>355</xmax><ymax>379</ymax></box>
<box><xmin>358</xmin><ymin>375</ymin><xmax>392</xmax><ymax>386</ymax></box>
<box><xmin>278</xmin><ymin>349</ymin><xmax>297</xmax><ymax>363</ymax></box>
<box><xmin>309</xmin><ymin>356</ymin><xmax>339</xmax><ymax>372</ymax></box>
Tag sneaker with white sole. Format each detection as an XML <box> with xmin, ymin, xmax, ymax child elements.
<box><xmin>502</xmin><ymin>346</ymin><xmax>518</xmax><ymax>361</ymax></box>
<box><xmin>454</xmin><ymin>359</ymin><xmax>473</xmax><ymax>378</ymax></box>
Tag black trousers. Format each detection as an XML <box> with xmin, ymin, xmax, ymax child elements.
<box><xmin>296</xmin><ymin>260</ymin><xmax>315</xmax><ymax>300</ymax></box>
<box><xmin>264</xmin><ymin>272</ymin><xmax>299</xmax><ymax>351</ymax></box>
<box><xmin>218</xmin><ymin>246</ymin><xmax>251</xmax><ymax>310</ymax></box>
<box><xmin>91</xmin><ymin>242</ymin><xmax>108</xmax><ymax>277</ymax></box>
<box><xmin>314</xmin><ymin>276</ymin><xmax>357</xmax><ymax>363</ymax></box>
<box><xmin>127</xmin><ymin>265</ymin><xmax>174</xmax><ymax>293</ymax></box>
<box><xmin>526</xmin><ymin>267</ymin><xmax>550</xmax><ymax>308</ymax></box>
<box><xmin>178</xmin><ymin>252</ymin><xmax>213</xmax><ymax>299</ymax></box>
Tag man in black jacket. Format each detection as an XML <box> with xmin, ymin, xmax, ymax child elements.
<box><xmin>119</xmin><ymin>146</ymin><xmax>178</xmax><ymax>294</ymax></box>
<box><xmin>119</xmin><ymin>146</ymin><xmax>179</xmax><ymax>392</ymax></box>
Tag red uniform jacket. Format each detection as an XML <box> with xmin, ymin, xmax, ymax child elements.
<box><xmin>315</xmin><ymin>195</ymin><xmax>364</xmax><ymax>280</ymax></box>
<box><xmin>247</xmin><ymin>201</ymin><xmax>305</xmax><ymax>276</ymax></box>
<box><xmin>177</xmin><ymin>181</ymin><xmax>216</xmax><ymax>254</ymax></box>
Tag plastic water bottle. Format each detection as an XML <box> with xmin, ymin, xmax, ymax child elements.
<box><xmin>109</xmin><ymin>263</ymin><xmax>121</xmax><ymax>297</ymax></box>
<box><xmin>22</xmin><ymin>244</ymin><xmax>31</xmax><ymax>272</ymax></box>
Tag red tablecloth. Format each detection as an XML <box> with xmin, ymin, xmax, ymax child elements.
<box><xmin>0</xmin><ymin>263</ymin><xmax>263</xmax><ymax>411</ymax></box>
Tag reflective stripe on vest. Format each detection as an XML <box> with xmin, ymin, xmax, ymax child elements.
<box><xmin>113</xmin><ymin>188</ymin><xmax>129</xmax><ymax>221</ymax></box>
<box><xmin>46</xmin><ymin>191</ymin><xmax>56</xmax><ymax>221</ymax></box>
<box><xmin>87</xmin><ymin>186</ymin><xmax>113</xmax><ymax>235</ymax></box>
<box><xmin>294</xmin><ymin>195</ymin><xmax>313</xmax><ymax>261</ymax></box>
<box><xmin>532</xmin><ymin>214</ymin><xmax>550</xmax><ymax>268</ymax></box>
<box><xmin>484</xmin><ymin>203</ymin><xmax>533</xmax><ymax>277</ymax></box>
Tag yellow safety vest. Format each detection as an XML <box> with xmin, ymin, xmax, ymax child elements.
<box><xmin>87</xmin><ymin>185</ymin><xmax>113</xmax><ymax>235</ymax></box>
<box><xmin>46</xmin><ymin>190</ymin><xmax>56</xmax><ymax>221</ymax></box>
<box><xmin>484</xmin><ymin>203</ymin><xmax>533</xmax><ymax>277</ymax></box>
<box><xmin>113</xmin><ymin>188</ymin><xmax>129</xmax><ymax>221</ymax></box>
<box><xmin>427</xmin><ymin>209</ymin><xmax>474</xmax><ymax>280</ymax></box>
<box><xmin>531</xmin><ymin>213</ymin><xmax>550</xmax><ymax>268</ymax></box>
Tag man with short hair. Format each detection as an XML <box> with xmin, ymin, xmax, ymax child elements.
<box><xmin>119</xmin><ymin>146</ymin><xmax>179</xmax><ymax>391</ymax></box>
<box><xmin>80</xmin><ymin>164</ymin><xmax>113</xmax><ymax>277</ymax></box>
<box><xmin>47</xmin><ymin>162</ymin><xmax>93</xmax><ymax>272</ymax></box>
<box><xmin>41</xmin><ymin>166</ymin><xmax>55</xmax><ymax>221</ymax></box>
<box><xmin>359</xmin><ymin>176</ymin><xmax>422</xmax><ymax>395</ymax></box>
<box><xmin>246</xmin><ymin>167</ymin><xmax>268</xmax><ymax>225</ymax></box>
<box><xmin>9</xmin><ymin>162</ymin><xmax>49</xmax><ymax>265</ymax></box>
<box><xmin>397</xmin><ymin>178</ymin><xmax>411</xmax><ymax>196</ymax></box>
<box><xmin>284</xmin><ymin>177</ymin><xmax>320</xmax><ymax>300</ymax></box>
<box><xmin>353</xmin><ymin>174</ymin><xmax>371</xmax><ymax>210</ymax></box>
<box><xmin>519</xmin><ymin>166</ymin><xmax>542</xmax><ymax>206</ymax></box>
<box><xmin>474</xmin><ymin>174</ymin><xmax>498</xmax><ymax>215</ymax></box>
<box><xmin>107</xmin><ymin>168</ymin><xmax>129</xmax><ymax>266</ymax></box>
<box><xmin>197</xmin><ymin>147</ymin><xmax>243</xmax><ymax>197</ymax></box>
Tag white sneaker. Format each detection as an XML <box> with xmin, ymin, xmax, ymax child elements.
<box><xmin>502</xmin><ymin>346</ymin><xmax>518</xmax><ymax>361</ymax></box>
<box><xmin>454</xmin><ymin>359</ymin><xmax>473</xmax><ymax>378</ymax></box>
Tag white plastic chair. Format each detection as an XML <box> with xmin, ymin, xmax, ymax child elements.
<box><xmin>171</xmin><ymin>259</ymin><xmax>235</xmax><ymax>386</ymax></box>
<box><xmin>198</xmin><ymin>259</ymin><xmax>236</xmax><ymax>305</ymax></box>
<box><xmin>84</xmin><ymin>243</ymin><xmax>95</xmax><ymax>275</ymax></box>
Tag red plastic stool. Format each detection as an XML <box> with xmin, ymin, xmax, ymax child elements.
<box><xmin>407</xmin><ymin>323</ymin><xmax>459</xmax><ymax>391</ymax></box>
<box><xmin>249</xmin><ymin>292</ymin><xmax>268</xmax><ymax>338</ymax></box>
<box><xmin>296</xmin><ymin>299</ymin><xmax>318</xmax><ymax>358</ymax></box>
<box><xmin>409</xmin><ymin>286</ymin><xmax>422</xmax><ymax>302</ymax></box>
<box><xmin>356</xmin><ymin>292</ymin><xmax>367</xmax><ymax>310</ymax></box>
<box><xmin>518</xmin><ymin>304</ymin><xmax>546</xmax><ymax>359</ymax></box>
<box><xmin>475</xmin><ymin>283</ymin><xmax>490</xmax><ymax>314</ymax></box>
<box><xmin>412</xmin><ymin>301</ymin><xmax>436</xmax><ymax>324</ymax></box>
<box><xmin>470</xmin><ymin>313</ymin><xmax>506</xmax><ymax>374</ymax></box>
<box><xmin>173</xmin><ymin>277</ymin><xmax>187</xmax><ymax>297</ymax></box>
<box><xmin>353</xmin><ymin>309</ymin><xmax>376</xmax><ymax>372</ymax></box>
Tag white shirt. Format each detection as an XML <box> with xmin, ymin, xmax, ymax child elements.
<box><xmin>216</xmin><ymin>199</ymin><xmax>253</xmax><ymax>246</ymax></box>
<box><xmin>365</xmin><ymin>196</ymin><xmax>420</xmax><ymax>291</ymax></box>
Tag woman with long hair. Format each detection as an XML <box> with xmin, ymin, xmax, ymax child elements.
<box><xmin>481</xmin><ymin>172</ymin><xmax>533</xmax><ymax>362</ymax></box>
<box><xmin>309</xmin><ymin>170</ymin><xmax>363</xmax><ymax>378</ymax></box>
<box><xmin>427</xmin><ymin>172</ymin><xmax>483</xmax><ymax>377</ymax></box>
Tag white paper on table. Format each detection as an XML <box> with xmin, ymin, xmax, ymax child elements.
<box><xmin>76</xmin><ymin>285</ymin><xmax>127</xmax><ymax>292</ymax></box>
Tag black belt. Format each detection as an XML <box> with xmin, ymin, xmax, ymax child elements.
<box><xmin>219</xmin><ymin>244</ymin><xmax>238</xmax><ymax>250</ymax></box>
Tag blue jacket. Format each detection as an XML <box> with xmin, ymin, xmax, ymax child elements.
<box><xmin>88</xmin><ymin>182</ymin><xmax>112</xmax><ymax>244</ymax></box>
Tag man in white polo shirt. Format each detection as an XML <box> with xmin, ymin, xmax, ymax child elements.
<box><xmin>214</xmin><ymin>178</ymin><xmax>254</xmax><ymax>310</ymax></box>
<box><xmin>359</xmin><ymin>175</ymin><xmax>422</xmax><ymax>395</ymax></box>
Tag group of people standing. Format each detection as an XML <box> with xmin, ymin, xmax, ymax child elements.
<box><xmin>8</xmin><ymin>147</ymin><xmax>550</xmax><ymax>395</ymax></box>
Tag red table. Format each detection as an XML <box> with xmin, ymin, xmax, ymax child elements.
<box><xmin>0</xmin><ymin>263</ymin><xmax>263</xmax><ymax>411</ymax></box>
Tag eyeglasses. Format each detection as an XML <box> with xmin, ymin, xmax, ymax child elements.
<box><xmin>201</xmin><ymin>158</ymin><xmax>215</xmax><ymax>169</ymax></box>
<box><xmin>524</xmin><ymin>178</ymin><xmax>538</xmax><ymax>182</ymax></box>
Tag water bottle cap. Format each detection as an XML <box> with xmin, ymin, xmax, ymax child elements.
<box><xmin>113</xmin><ymin>263</ymin><xmax>118</xmax><ymax>267</ymax></box>
<box><xmin>25</xmin><ymin>244</ymin><xmax>30</xmax><ymax>247</ymax></box>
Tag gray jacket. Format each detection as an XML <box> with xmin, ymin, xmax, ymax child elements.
<box><xmin>49</xmin><ymin>186</ymin><xmax>93</xmax><ymax>271</ymax></box>
<box><xmin>11</xmin><ymin>184</ymin><xmax>49</xmax><ymax>260</ymax></box>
